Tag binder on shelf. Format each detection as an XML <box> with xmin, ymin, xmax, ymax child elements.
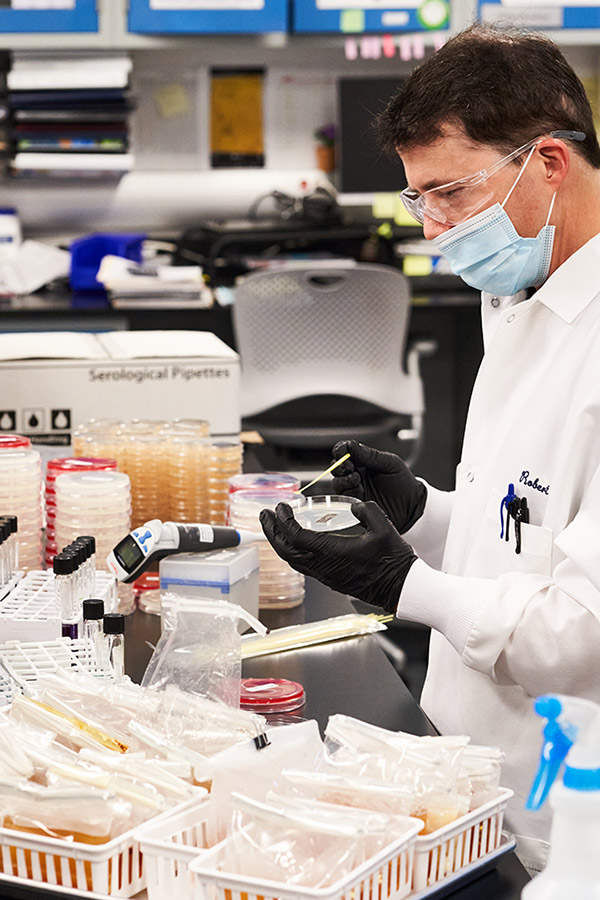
<box><xmin>0</xmin><ymin>0</ymin><xmax>98</xmax><ymax>34</ymax></box>
<box><xmin>292</xmin><ymin>0</ymin><xmax>450</xmax><ymax>33</ymax></box>
<box><xmin>7</xmin><ymin>54</ymin><xmax>135</xmax><ymax>181</ymax></box>
<box><xmin>128</xmin><ymin>0</ymin><xmax>288</xmax><ymax>34</ymax></box>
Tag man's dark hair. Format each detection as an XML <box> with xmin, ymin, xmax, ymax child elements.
<box><xmin>375</xmin><ymin>24</ymin><xmax>600</xmax><ymax>168</ymax></box>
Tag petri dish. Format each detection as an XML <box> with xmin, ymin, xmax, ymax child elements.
<box><xmin>239</xmin><ymin>678</ymin><xmax>306</xmax><ymax>714</ymax></box>
<box><xmin>0</xmin><ymin>434</ymin><xmax>31</xmax><ymax>449</ymax></box>
<box><xmin>294</xmin><ymin>495</ymin><xmax>360</xmax><ymax>532</ymax></box>
<box><xmin>228</xmin><ymin>472</ymin><xmax>300</xmax><ymax>494</ymax></box>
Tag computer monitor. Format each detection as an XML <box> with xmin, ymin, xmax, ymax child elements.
<box><xmin>337</xmin><ymin>76</ymin><xmax>408</xmax><ymax>203</ymax></box>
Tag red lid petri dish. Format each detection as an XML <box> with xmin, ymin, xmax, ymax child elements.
<box><xmin>46</xmin><ymin>457</ymin><xmax>117</xmax><ymax>478</ymax></box>
<box><xmin>240</xmin><ymin>678</ymin><xmax>306</xmax><ymax>714</ymax></box>
<box><xmin>0</xmin><ymin>434</ymin><xmax>31</xmax><ymax>449</ymax></box>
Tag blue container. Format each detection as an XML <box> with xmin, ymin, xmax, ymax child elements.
<box><xmin>70</xmin><ymin>232</ymin><xmax>146</xmax><ymax>290</ymax></box>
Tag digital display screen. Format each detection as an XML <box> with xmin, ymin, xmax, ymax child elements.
<box><xmin>114</xmin><ymin>535</ymin><xmax>145</xmax><ymax>572</ymax></box>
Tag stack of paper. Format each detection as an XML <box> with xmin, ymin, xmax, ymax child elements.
<box><xmin>96</xmin><ymin>255</ymin><xmax>213</xmax><ymax>308</ymax></box>
<box><xmin>8</xmin><ymin>54</ymin><xmax>134</xmax><ymax>179</ymax></box>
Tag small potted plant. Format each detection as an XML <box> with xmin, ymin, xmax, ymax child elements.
<box><xmin>314</xmin><ymin>123</ymin><xmax>336</xmax><ymax>173</ymax></box>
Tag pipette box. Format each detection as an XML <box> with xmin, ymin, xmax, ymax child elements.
<box><xmin>159</xmin><ymin>546</ymin><xmax>260</xmax><ymax>624</ymax></box>
<box><xmin>0</xmin><ymin>330</ymin><xmax>240</xmax><ymax>459</ymax></box>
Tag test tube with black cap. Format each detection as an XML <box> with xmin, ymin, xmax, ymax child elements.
<box><xmin>0</xmin><ymin>521</ymin><xmax>8</xmax><ymax>587</ymax></box>
<box><xmin>1</xmin><ymin>516</ymin><xmax>18</xmax><ymax>575</ymax></box>
<box><xmin>54</xmin><ymin>551</ymin><xmax>78</xmax><ymax>638</ymax></box>
<box><xmin>102</xmin><ymin>613</ymin><xmax>125</xmax><ymax>681</ymax></box>
<box><xmin>72</xmin><ymin>538</ymin><xmax>92</xmax><ymax>598</ymax></box>
<box><xmin>77</xmin><ymin>536</ymin><xmax>96</xmax><ymax>595</ymax></box>
<box><xmin>82</xmin><ymin>598</ymin><xmax>104</xmax><ymax>665</ymax></box>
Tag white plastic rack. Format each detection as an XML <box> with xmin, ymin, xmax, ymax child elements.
<box><xmin>0</xmin><ymin>637</ymin><xmax>116</xmax><ymax>691</ymax></box>
<box><xmin>0</xmin><ymin>569</ymin><xmax>117</xmax><ymax>641</ymax></box>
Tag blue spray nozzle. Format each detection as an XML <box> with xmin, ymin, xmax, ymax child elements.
<box><xmin>526</xmin><ymin>694</ymin><xmax>600</xmax><ymax>810</ymax></box>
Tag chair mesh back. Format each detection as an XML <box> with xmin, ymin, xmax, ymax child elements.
<box><xmin>233</xmin><ymin>264</ymin><xmax>423</xmax><ymax>416</ymax></box>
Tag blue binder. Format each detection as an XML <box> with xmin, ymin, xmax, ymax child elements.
<box><xmin>293</xmin><ymin>0</ymin><xmax>449</xmax><ymax>33</ymax></box>
<box><xmin>0</xmin><ymin>0</ymin><xmax>97</xmax><ymax>33</ymax></box>
<box><xmin>128</xmin><ymin>0</ymin><xmax>288</xmax><ymax>33</ymax></box>
<box><xmin>478</xmin><ymin>0</ymin><xmax>600</xmax><ymax>29</ymax></box>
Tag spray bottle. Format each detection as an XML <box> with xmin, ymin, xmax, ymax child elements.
<box><xmin>522</xmin><ymin>693</ymin><xmax>600</xmax><ymax>899</ymax></box>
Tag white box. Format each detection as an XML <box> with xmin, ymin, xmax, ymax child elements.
<box><xmin>0</xmin><ymin>330</ymin><xmax>240</xmax><ymax>453</ymax></box>
<box><xmin>160</xmin><ymin>545</ymin><xmax>260</xmax><ymax>624</ymax></box>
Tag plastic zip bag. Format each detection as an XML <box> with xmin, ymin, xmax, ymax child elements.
<box><xmin>207</xmin><ymin>718</ymin><xmax>323</xmax><ymax>845</ymax></box>
<box><xmin>142</xmin><ymin>595</ymin><xmax>266</xmax><ymax>707</ymax></box>
<box><xmin>223</xmin><ymin>791</ymin><xmax>395</xmax><ymax>888</ymax></box>
<box><xmin>0</xmin><ymin>780</ymin><xmax>132</xmax><ymax>844</ymax></box>
<box><xmin>131</xmin><ymin>684</ymin><xmax>268</xmax><ymax>759</ymax></box>
<box><xmin>279</xmin><ymin>767</ymin><xmax>414</xmax><ymax>817</ymax></box>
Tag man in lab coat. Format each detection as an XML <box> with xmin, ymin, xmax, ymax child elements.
<box><xmin>260</xmin><ymin>25</ymin><xmax>600</xmax><ymax>870</ymax></box>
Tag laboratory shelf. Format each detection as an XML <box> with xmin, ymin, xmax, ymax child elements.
<box><xmin>128</xmin><ymin>0</ymin><xmax>288</xmax><ymax>34</ymax></box>
<box><xmin>0</xmin><ymin>0</ymin><xmax>98</xmax><ymax>34</ymax></box>
<box><xmin>292</xmin><ymin>0</ymin><xmax>450</xmax><ymax>34</ymax></box>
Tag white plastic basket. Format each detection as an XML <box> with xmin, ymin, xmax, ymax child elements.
<box><xmin>412</xmin><ymin>787</ymin><xmax>513</xmax><ymax>891</ymax></box>
<box><xmin>0</xmin><ymin>821</ymin><xmax>144</xmax><ymax>897</ymax></box>
<box><xmin>189</xmin><ymin>821</ymin><xmax>422</xmax><ymax>900</ymax></box>
<box><xmin>134</xmin><ymin>795</ymin><xmax>213</xmax><ymax>900</ymax></box>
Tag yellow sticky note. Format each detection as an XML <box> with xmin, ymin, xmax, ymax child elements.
<box><xmin>155</xmin><ymin>84</ymin><xmax>190</xmax><ymax>119</ymax></box>
<box><xmin>372</xmin><ymin>193</ymin><xmax>396</xmax><ymax>219</ymax></box>
<box><xmin>340</xmin><ymin>9</ymin><xmax>365</xmax><ymax>32</ymax></box>
<box><xmin>394</xmin><ymin>195</ymin><xmax>422</xmax><ymax>227</ymax></box>
<box><xmin>403</xmin><ymin>255</ymin><xmax>433</xmax><ymax>277</ymax></box>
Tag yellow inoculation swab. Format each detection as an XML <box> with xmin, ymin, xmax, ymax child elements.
<box><xmin>297</xmin><ymin>452</ymin><xmax>351</xmax><ymax>494</ymax></box>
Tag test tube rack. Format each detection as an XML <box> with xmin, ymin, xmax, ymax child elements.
<box><xmin>0</xmin><ymin>637</ymin><xmax>117</xmax><ymax>693</ymax></box>
<box><xmin>0</xmin><ymin>569</ymin><xmax>117</xmax><ymax>642</ymax></box>
<box><xmin>0</xmin><ymin>665</ymin><xmax>18</xmax><ymax>708</ymax></box>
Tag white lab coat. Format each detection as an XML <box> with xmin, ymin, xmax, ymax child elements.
<box><xmin>398</xmin><ymin>231</ymin><xmax>600</xmax><ymax>868</ymax></box>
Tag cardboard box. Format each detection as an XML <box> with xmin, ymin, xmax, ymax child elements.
<box><xmin>0</xmin><ymin>330</ymin><xmax>240</xmax><ymax>453</ymax></box>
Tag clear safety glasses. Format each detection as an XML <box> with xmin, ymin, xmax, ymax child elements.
<box><xmin>400</xmin><ymin>130</ymin><xmax>586</xmax><ymax>226</ymax></box>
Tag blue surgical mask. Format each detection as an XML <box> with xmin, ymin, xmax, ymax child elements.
<box><xmin>433</xmin><ymin>147</ymin><xmax>556</xmax><ymax>296</ymax></box>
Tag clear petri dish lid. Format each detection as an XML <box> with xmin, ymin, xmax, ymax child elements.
<box><xmin>293</xmin><ymin>495</ymin><xmax>361</xmax><ymax>532</ymax></box>
<box><xmin>54</xmin><ymin>471</ymin><xmax>131</xmax><ymax>494</ymax></box>
<box><xmin>0</xmin><ymin>448</ymin><xmax>41</xmax><ymax>466</ymax></box>
<box><xmin>229</xmin><ymin>489</ymin><xmax>306</xmax><ymax>515</ymax></box>
<box><xmin>239</xmin><ymin>678</ymin><xmax>306</xmax><ymax>714</ymax></box>
<box><xmin>228</xmin><ymin>472</ymin><xmax>300</xmax><ymax>493</ymax></box>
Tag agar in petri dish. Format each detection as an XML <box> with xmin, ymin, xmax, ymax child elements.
<box><xmin>293</xmin><ymin>495</ymin><xmax>360</xmax><ymax>532</ymax></box>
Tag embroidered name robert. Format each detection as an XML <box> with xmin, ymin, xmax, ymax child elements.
<box><xmin>519</xmin><ymin>470</ymin><xmax>550</xmax><ymax>495</ymax></box>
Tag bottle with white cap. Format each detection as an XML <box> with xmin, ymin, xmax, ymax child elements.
<box><xmin>522</xmin><ymin>693</ymin><xmax>600</xmax><ymax>899</ymax></box>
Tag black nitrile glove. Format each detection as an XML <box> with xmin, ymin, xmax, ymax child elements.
<box><xmin>331</xmin><ymin>441</ymin><xmax>427</xmax><ymax>535</ymax></box>
<box><xmin>259</xmin><ymin>500</ymin><xmax>417</xmax><ymax>614</ymax></box>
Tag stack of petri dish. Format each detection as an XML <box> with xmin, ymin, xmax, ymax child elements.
<box><xmin>164</xmin><ymin>419</ymin><xmax>211</xmax><ymax>522</ymax></box>
<box><xmin>53</xmin><ymin>470</ymin><xmax>133</xmax><ymax>614</ymax></box>
<box><xmin>72</xmin><ymin>419</ymin><xmax>127</xmax><ymax>468</ymax></box>
<box><xmin>207</xmin><ymin>440</ymin><xmax>244</xmax><ymax>525</ymax></box>
<box><xmin>229</xmin><ymin>489</ymin><xmax>305</xmax><ymax>609</ymax></box>
<box><xmin>122</xmin><ymin>433</ymin><xmax>165</xmax><ymax>526</ymax></box>
<box><xmin>44</xmin><ymin>457</ymin><xmax>117</xmax><ymax>568</ymax></box>
<box><xmin>0</xmin><ymin>435</ymin><xmax>42</xmax><ymax>572</ymax></box>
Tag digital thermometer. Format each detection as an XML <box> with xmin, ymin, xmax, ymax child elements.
<box><xmin>106</xmin><ymin>519</ymin><xmax>265</xmax><ymax>583</ymax></box>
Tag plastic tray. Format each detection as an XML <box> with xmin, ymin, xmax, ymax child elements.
<box><xmin>188</xmin><ymin>821</ymin><xmax>421</xmax><ymax>900</ymax></box>
<box><xmin>0</xmin><ymin>820</ymin><xmax>144</xmax><ymax>897</ymax></box>
<box><xmin>412</xmin><ymin>788</ymin><xmax>513</xmax><ymax>892</ymax></box>
<box><xmin>134</xmin><ymin>796</ymin><xmax>212</xmax><ymax>900</ymax></box>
